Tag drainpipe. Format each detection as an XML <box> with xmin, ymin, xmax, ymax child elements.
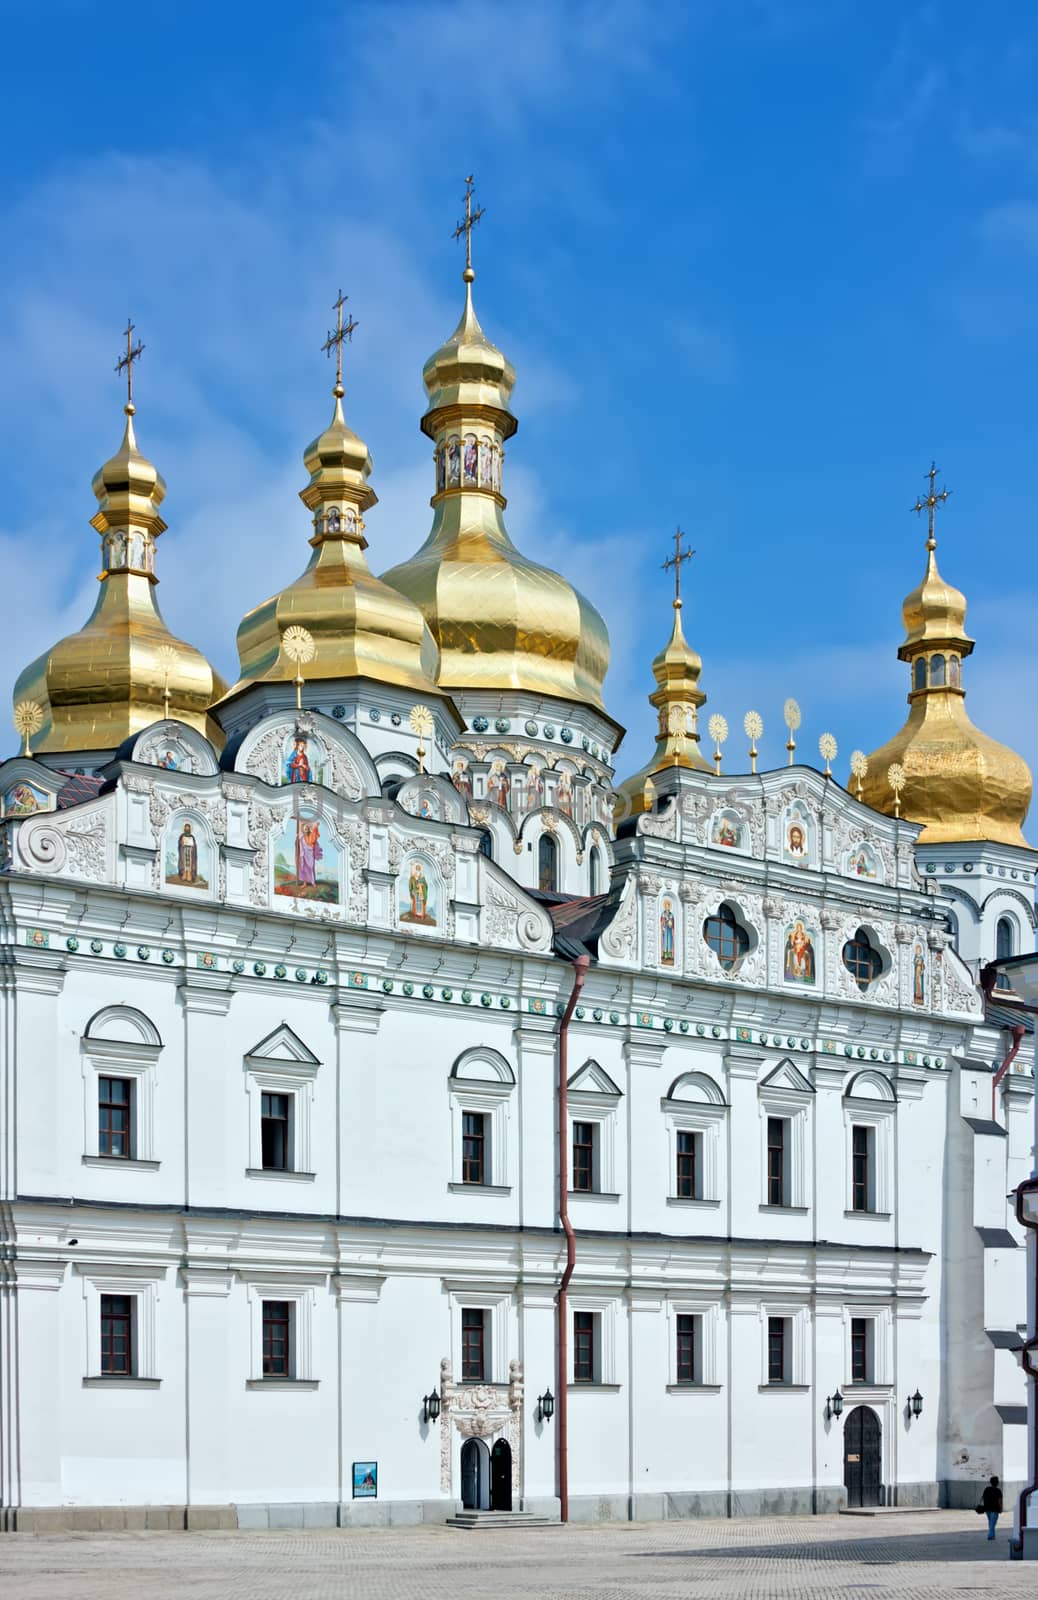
<box><xmin>992</xmin><ymin>1025</ymin><xmax>1026</xmax><ymax>1124</ymax></box>
<box><xmin>556</xmin><ymin>953</ymin><xmax>589</xmax><ymax>1525</ymax></box>
<box><xmin>1010</xmin><ymin>1175</ymin><xmax>1038</xmax><ymax>1557</ymax></box>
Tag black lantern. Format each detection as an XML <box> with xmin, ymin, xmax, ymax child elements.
<box><xmin>909</xmin><ymin>1388</ymin><xmax>923</xmax><ymax>1418</ymax></box>
<box><xmin>825</xmin><ymin>1389</ymin><xmax>844</xmax><ymax>1421</ymax></box>
<box><xmin>537</xmin><ymin>1389</ymin><xmax>555</xmax><ymax>1423</ymax></box>
<box><xmin>422</xmin><ymin>1390</ymin><xmax>441</xmax><ymax>1424</ymax></box>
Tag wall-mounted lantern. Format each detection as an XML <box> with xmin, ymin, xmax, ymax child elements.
<box><xmin>422</xmin><ymin>1390</ymin><xmax>441</xmax><ymax>1424</ymax></box>
<box><xmin>909</xmin><ymin>1389</ymin><xmax>923</xmax><ymax>1419</ymax></box>
<box><xmin>537</xmin><ymin>1389</ymin><xmax>555</xmax><ymax>1423</ymax></box>
<box><xmin>825</xmin><ymin>1389</ymin><xmax>844</xmax><ymax>1421</ymax></box>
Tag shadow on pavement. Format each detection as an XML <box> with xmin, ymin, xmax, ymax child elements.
<box><xmin>633</xmin><ymin>1528</ymin><xmax>1012</xmax><ymax>1565</ymax></box>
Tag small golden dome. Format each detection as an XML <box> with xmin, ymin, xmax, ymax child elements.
<box><xmin>381</xmin><ymin>268</ymin><xmax>611</xmax><ymax>711</ymax></box>
<box><xmin>13</xmin><ymin>402</ymin><xmax>226</xmax><ymax>754</ymax></box>
<box><xmin>860</xmin><ymin>476</ymin><xmax>1030</xmax><ymax>847</ymax></box>
<box><xmin>220</xmin><ymin>335</ymin><xmax>444</xmax><ymax>704</ymax></box>
<box><xmin>618</xmin><ymin>597</ymin><xmax>710</xmax><ymax>815</ymax></box>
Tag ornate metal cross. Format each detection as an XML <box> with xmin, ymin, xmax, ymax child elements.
<box><xmin>453</xmin><ymin>175</ymin><xmax>485</xmax><ymax>274</ymax></box>
<box><xmin>912</xmin><ymin>462</ymin><xmax>951</xmax><ymax>549</ymax></box>
<box><xmin>322</xmin><ymin>290</ymin><xmax>358</xmax><ymax>393</ymax></box>
<box><xmin>115</xmin><ymin>320</ymin><xmax>145</xmax><ymax>408</ymax></box>
<box><xmin>662</xmin><ymin>526</ymin><xmax>695</xmax><ymax>604</ymax></box>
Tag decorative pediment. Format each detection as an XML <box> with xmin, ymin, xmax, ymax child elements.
<box><xmin>568</xmin><ymin>1058</ymin><xmax>622</xmax><ymax>1098</ymax></box>
<box><xmin>665</xmin><ymin>1070</ymin><xmax>727</xmax><ymax>1106</ymax></box>
<box><xmin>844</xmin><ymin>1069</ymin><xmax>897</xmax><ymax>1103</ymax></box>
<box><xmin>228</xmin><ymin>709</ymin><xmax>378</xmax><ymax>802</ymax></box>
<box><xmin>245</xmin><ymin>1022</ymin><xmax>320</xmax><ymax>1067</ymax></box>
<box><xmin>760</xmin><ymin>1058</ymin><xmax>814</xmax><ymax>1095</ymax></box>
<box><xmin>451</xmin><ymin>1047</ymin><xmax>515</xmax><ymax>1085</ymax></box>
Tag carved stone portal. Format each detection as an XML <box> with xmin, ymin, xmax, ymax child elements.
<box><xmin>438</xmin><ymin>1356</ymin><xmax>524</xmax><ymax>1499</ymax></box>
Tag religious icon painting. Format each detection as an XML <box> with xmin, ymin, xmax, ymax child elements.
<box><xmin>846</xmin><ymin>844</ymin><xmax>878</xmax><ymax>880</ymax></box>
<box><xmin>451</xmin><ymin>758</ymin><xmax>473</xmax><ymax>801</ymax></box>
<box><xmin>415</xmin><ymin>791</ymin><xmax>440</xmax><ymax>822</ymax></box>
<box><xmin>463</xmin><ymin>432</ymin><xmax>478</xmax><ymax>484</ymax></box>
<box><xmin>164</xmin><ymin>818</ymin><xmax>211</xmax><ymax>890</ymax></box>
<box><xmin>2</xmin><ymin>780</ymin><xmax>48</xmax><ymax>817</ymax></box>
<box><xmin>273</xmin><ymin>809</ymin><xmax>340</xmax><ymax>902</ymax></box>
<box><xmin>447</xmin><ymin>435</ymin><xmax>461</xmax><ymax>487</ymax></box>
<box><xmin>281</xmin><ymin>729</ymin><xmax>328</xmax><ymax>788</ymax></box>
<box><xmin>710</xmin><ymin>810</ymin><xmax>744</xmax><ymax>851</ymax></box>
<box><xmin>912</xmin><ymin>943</ymin><xmax>926</xmax><ymax>1006</ymax></box>
<box><xmin>399</xmin><ymin>856</ymin><xmax>437</xmax><ymax>927</ymax></box>
<box><xmin>487</xmin><ymin>760</ymin><xmax>511</xmax><ymax>810</ymax></box>
<box><xmin>783</xmin><ymin>920</ymin><xmax>817</xmax><ymax>985</ymax></box>
<box><xmin>659</xmin><ymin>896</ymin><xmax>677</xmax><ymax>967</ymax></box>
<box><xmin>782</xmin><ymin>803</ymin><xmax>812</xmax><ymax>867</ymax></box>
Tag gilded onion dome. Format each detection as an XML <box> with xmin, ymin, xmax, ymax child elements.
<box><xmin>219</xmin><ymin>308</ymin><xmax>442</xmax><ymax>704</ymax></box>
<box><xmin>13</xmin><ymin>386</ymin><xmax>226</xmax><ymax>755</ymax></box>
<box><xmin>860</xmin><ymin>472</ymin><xmax>1031</xmax><ymax>847</ymax></box>
<box><xmin>618</xmin><ymin>589</ymin><xmax>710</xmax><ymax>815</ymax></box>
<box><xmin>380</xmin><ymin>208</ymin><xmax>611</xmax><ymax>710</ymax></box>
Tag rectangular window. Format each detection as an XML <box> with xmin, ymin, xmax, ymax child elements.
<box><xmin>573</xmin><ymin>1310</ymin><xmax>598</xmax><ymax>1383</ymax></box>
<box><xmin>572</xmin><ymin>1121</ymin><xmax>596</xmax><ymax>1193</ymax></box>
<box><xmin>767</xmin><ymin>1315</ymin><xmax>789</xmax><ymax>1384</ymax></box>
<box><xmin>461</xmin><ymin>1111</ymin><xmax>487</xmax><ymax>1186</ymax></box>
<box><xmin>676</xmin><ymin>1130</ymin><xmax>699</xmax><ymax>1199</ymax></box>
<box><xmin>100</xmin><ymin>1293</ymin><xmax>134</xmax><ymax>1375</ymax></box>
<box><xmin>461</xmin><ymin>1308</ymin><xmax>487</xmax><ymax>1382</ymax></box>
<box><xmin>262</xmin><ymin>1300</ymin><xmax>292</xmax><ymax>1377</ymax></box>
<box><xmin>676</xmin><ymin>1313</ymin><xmax>699</xmax><ymax>1384</ymax></box>
<box><xmin>98</xmin><ymin>1076</ymin><xmax>133</xmax><ymax>1159</ymax></box>
<box><xmin>851</xmin><ymin>1125</ymin><xmax>873</xmax><ymax>1212</ymax></box>
<box><xmin>260</xmin><ymin>1092</ymin><xmax>291</xmax><ymax>1171</ymax></box>
<box><xmin>766</xmin><ymin>1117</ymin><xmax>788</xmax><ymax>1207</ymax></box>
<box><xmin>850</xmin><ymin>1317</ymin><xmax>872</xmax><ymax>1384</ymax></box>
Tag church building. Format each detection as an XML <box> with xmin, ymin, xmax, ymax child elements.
<box><xmin>0</xmin><ymin>190</ymin><xmax>1033</xmax><ymax>1533</ymax></box>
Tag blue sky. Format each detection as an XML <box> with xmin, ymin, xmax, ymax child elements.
<box><xmin>2</xmin><ymin>0</ymin><xmax>1037</xmax><ymax>788</ymax></box>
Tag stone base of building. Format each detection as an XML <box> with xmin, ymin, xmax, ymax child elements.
<box><xmin>941</xmin><ymin>1478</ymin><xmax>1024</xmax><ymax>1511</ymax></box>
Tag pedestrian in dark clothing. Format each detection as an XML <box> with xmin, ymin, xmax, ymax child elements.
<box><xmin>981</xmin><ymin>1475</ymin><xmax>1003</xmax><ymax>1540</ymax></box>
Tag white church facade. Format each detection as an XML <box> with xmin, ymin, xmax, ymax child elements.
<box><xmin>0</xmin><ymin>207</ymin><xmax>1034</xmax><ymax>1532</ymax></box>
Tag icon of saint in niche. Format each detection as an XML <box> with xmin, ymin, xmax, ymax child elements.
<box><xmin>436</xmin><ymin>447</ymin><xmax>446</xmax><ymax>492</ymax></box>
<box><xmin>913</xmin><ymin>944</ymin><xmax>926</xmax><ymax>1006</ymax></box>
<box><xmin>447</xmin><ymin>436</ymin><xmax>461</xmax><ymax>486</ymax></box>
<box><xmin>166</xmin><ymin>822</ymin><xmax>208</xmax><ymax>889</ymax></box>
<box><xmin>786</xmin><ymin>822</ymin><xmax>807</xmax><ymax>860</ymax></box>
<box><xmin>286</xmin><ymin>736</ymin><xmax>312</xmax><ymax>785</ymax></box>
<box><xmin>400</xmin><ymin>859</ymin><xmax>436</xmax><ymax>926</ymax></box>
<box><xmin>451</xmin><ymin>758</ymin><xmax>472</xmax><ymax>800</ymax></box>
<box><xmin>487</xmin><ymin>761</ymin><xmax>510</xmax><ymax>809</ymax></box>
<box><xmin>784</xmin><ymin>920</ymin><xmax>815</xmax><ymax>984</ymax></box>
<box><xmin>714</xmin><ymin>816</ymin><xmax>739</xmax><ymax>849</ymax></box>
<box><xmin>478</xmin><ymin>436</ymin><xmax>491</xmax><ymax>484</ymax></box>
<box><xmin>295</xmin><ymin>817</ymin><xmax>323</xmax><ymax>888</ymax></box>
<box><xmin>660</xmin><ymin>898</ymin><xmax>676</xmax><ymax>966</ymax></box>
<box><xmin>159</xmin><ymin>750</ymin><xmax>178</xmax><ymax>770</ymax></box>
<box><xmin>526</xmin><ymin>765</ymin><xmax>544</xmax><ymax>811</ymax></box>
<box><xmin>463</xmin><ymin>434</ymin><xmax>478</xmax><ymax>483</ymax></box>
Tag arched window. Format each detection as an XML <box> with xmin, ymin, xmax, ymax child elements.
<box><xmin>842</xmin><ymin>929</ymin><xmax>882</xmax><ymax>992</ymax></box>
<box><xmin>589</xmin><ymin>848</ymin><xmax>601</xmax><ymax>896</ymax></box>
<box><xmin>702</xmin><ymin>904</ymin><xmax>749</xmax><ymax>971</ymax></box>
<box><xmin>945</xmin><ymin>910</ymin><xmax>959</xmax><ymax>952</ymax></box>
<box><xmin>996</xmin><ymin>916</ymin><xmax>1015</xmax><ymax>961</ymax></box>
<box><xmin>913</xmin><ymin>657</ymin><xmax>927</xmax><ymax>691</ymax></box>
<box><xmin>948</xmin><ymin>654</ymin><xmax>961</xmax><ymax>688</ymax></box>
<box><xmin>538</xmin><ymin>833</ymin><xmax>558</xmax><ymax>893</ymax></box>
<box><xmin>478</xmin><ymin>829</ymin><xmax>494</xmax><ymax>861</ymax></box>
<box><xmin>930</xmin><ymin>653</ymin><xmax>946</xmax><ymax>687</ymax></box>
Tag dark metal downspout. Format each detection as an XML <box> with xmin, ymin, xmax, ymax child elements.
<box><xmin>556</xmin><ymin>953</ymin><xmax>589</xmax><ymax>1525</ymax></box>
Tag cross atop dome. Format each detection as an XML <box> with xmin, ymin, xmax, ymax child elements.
<box><xmin>452</xmin><ymin>174</ymin><xmax>484</xmax><ymax>283</ymax></box>
<box><xmin>911</xmin><ymin>462</ymin><xmax>951</xmax><ymax>552</ymax></box>
<box><xmin>115</xmin><ymin>319</ymin><xmax>144</xmax><ymax>414</ymax></box>
<box><xmin>321</xmin><ymin>289</ymin><xmax>358</xmax><ymax>399</ymax></box>
<box><xmin>662</xmin><ymin>526</ymin><xmax>695</xmax><ymax>608</ymax></box>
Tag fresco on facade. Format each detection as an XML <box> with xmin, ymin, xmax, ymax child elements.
<box><xmin>660</xmin><ymin>897</ymin><xmax>677</xmax><ymax>966</ymax></box>
<box><xmin>487</xmin><ymin>760</ymin><xmax>510</xmax><ymax>809</ymax></box>
<box><xmin>846</xmin><ymin>845</ymin><xmax>878</xmax><ymax>880</ymax></box>
<box><xmin>400</xmin><ymin>857</ymin><xmax>437</xmax><ymax>926</ymax></box>
<box><xmin>913</xmin><ymin>943</ymin><xmax>926</xmax><ymax>1006</ymax></box>
<box><xmin>711</xmin><ymin>811</ymin><xmax>743</xmax><ymax>850</ymax></box>
<box><xmin>783</xmin><ymin>803</ymin><xmax>812</xmax><ymax>866</ymax></box>
<box><xmin>282</xmin><ymin>729</ymin><xmax>328</xmax><ymax>787</ymax></box>
<box><xmin>783</xmin><ymin>920</ymin><xmax>816</xmax><ymax>984</ymax></box>
<box><xmin>165</xmin><ymin>820</ymin><xmax>211</xmax><ymax>890</ymax></box>
<box><xmin>2</xmin><ymin>780</ymin><xmax>48</xmax><ymax>817</ymax></box>
<box><xmin>273</xmin><ymin>810</ymin><xmax>340</xmax><ymax>903</ymax></box>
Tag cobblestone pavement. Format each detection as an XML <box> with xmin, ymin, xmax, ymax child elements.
<box><xmin>0</xmin><ymin>1510</ymin><xmax>1033</xmax><ymax>1600</ymax></box>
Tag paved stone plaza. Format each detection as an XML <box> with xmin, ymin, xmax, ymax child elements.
<box><xmin>0</xmin><ymin>1510</ymin><xmax>1033</xmax><ymax>1600</ymax></box>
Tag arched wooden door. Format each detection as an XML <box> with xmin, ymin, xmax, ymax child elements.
<box><xmin>490</xmin><ymin>1438</ymin><xmax>512</xmax><ymax>1511</ymax></box>
<box><xmin>844</xmin><ymin>1406</ymin><xmax>882</xmax><ymax>1508</ymax></box>
<box><xmin>461</xmin><ymin>1438</ymin><xmax>490</xmax><ymax>1509</ymax></box>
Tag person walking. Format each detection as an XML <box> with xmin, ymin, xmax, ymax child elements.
<box><xmin>981</xmin><ymin>1475</ymin><xmax>1003</xmax><ymax>1540</ymax></box>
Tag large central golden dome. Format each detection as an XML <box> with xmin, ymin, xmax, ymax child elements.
<box><xmin>860</xmin><ymin>479</ymin><xmax>1031</xmax><ymax>848</ymax></box>
<box><xmin>380</xmin><ymin>261</ymin><xmax>611</xmax><ymax>711</ymax></box>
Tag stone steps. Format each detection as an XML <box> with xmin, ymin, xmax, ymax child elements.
<box><xmin>445</xmin><ymin>1509</ymin><xmax>558</xmax><ymax>1530</ymax></box>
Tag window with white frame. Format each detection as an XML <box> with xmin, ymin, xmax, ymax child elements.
<box><xmin>668</xmin><ymin>1299</ymin><xmax>720</xmax><ymax>1387</ymax></box>
<box><xmin>244</xmin><ymin>1278</ymin><xmax>318</xmax><ymax>1386</ymax></box>
<box><xmin>81</xmin><ymin>1006</ymin><xmax>162</xmax><ymax>1166</ymax></box>
<box><xmin>844</xmin><ymin>1306</ymin><xmax>891</xmax><ymax>1386</ymax></box>
<box><xmin>661</xmin><ymin>1071</ymin><xmax>727</xmax><ymax>1204</ymax></box>
<box><xmin>447</xmin><ymin>1286</ymin><xmax>511</xmax><ymax>1384</ymax></box>
<box><xmin>77</xmin><ymin>1263</ymin><xmax>165</xmax><ymax>1383</ymax></box>
<box><xmin>448</xmin><ymin>1048</ymin><xmax>516</xmax><ymax>1190</ymax></box>
<box><xmin>244</xmin><ymin>1024</ymin><xmax>320</xmax><ymax>1180</ymax></box>
<box><xmin>569</xmin><ymin>1295</ymin><xmax>616</xmax><ymax>1386</ymax></box>
<box><xmin>758</xmin><ymin>1061</ymin><xmax>813</xmax><ymax>1210</ymax></box>
<box><xmin>567</xmin><ymin>1060</ymin><xmax>622</xmax><ymax>1197</ymax></box>
<box><xmin>761</xmin><ymin>1304</ymin><xmax>808</xmax><ymax>1387</ymax></box>
<box><xmin>843</xmin><ymin>1071</ymin><xmax>896</xmax><ymax>1215</ymax></box>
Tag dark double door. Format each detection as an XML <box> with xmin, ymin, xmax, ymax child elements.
<box><xmin>460</xmin><ymin>1437</ymin><xmax>512</xmax><ymax>1511</ymax></box>
<box><xmin>843</xmin><ymin>1406</ymin><xmax>882</xmax><ymax>1508</ymax></box>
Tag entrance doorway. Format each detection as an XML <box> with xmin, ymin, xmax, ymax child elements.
<box><xmin>843</xmin><ymin>1406</ymin><xmax>882</xmax><ymax>1508</ymax></box>
<box><xmin>491</xmin><ymin>1438</ymin><xmax>512</xmax><ymax>1511</ymax></box>
<box><xmin>460</xmin><ymin>1438</ymin><xmax>489</xmax><ymax>1509</ymax></box>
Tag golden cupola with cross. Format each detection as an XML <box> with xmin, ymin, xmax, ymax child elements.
<box><xmin>859</xmin><ymin>466</ymin><xmax>1032</xmax><ymax>847</ymax></box>
<box><xmin>618</xmin><ymin>529</ymin><xmax>711</xmax><ymax>815</ymax></box>
<box><xmin>218</xmin><ymin>294</ymin><xmax>445</xmax><ymax>713</ymax></box>
<box><xmin>381</xmin><ymin>178</ymin><xmax>611</xmax><ymax>712</ymax></box>
<box><xmin>12</xmin><ymin>325</ymin><xmax>226</xmax><ymax>758</ymax></box>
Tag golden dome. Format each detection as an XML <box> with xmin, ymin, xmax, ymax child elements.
<box><xmin>860</xmin><ymin>477</ymin><xmax>1031</xmax><ymax>847</ymax></box>
<box><xmin>219</xmin><ymin>324</ymin><xmax>444</xmax><ymax>705</ymax></box>
<box><xmin>380</xmin><ymin>259</ymin><xmax>611</xmax><ymax>712</ymax></box>
<box><xmin>618</xmin><ymin>595</ymin><xmax>710</xmax><ymax>815</ymax></box>
<box><xmin>14</xmin><ymin>401</ymin><xmax>226</xmax><ymax>754</ymax></box>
